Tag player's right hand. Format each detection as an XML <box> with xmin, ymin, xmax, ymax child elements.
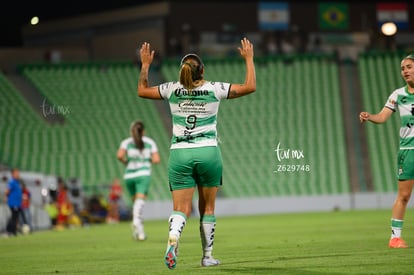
<box><xmin>139</xmin><ymin>42</ymin><xmax>155</xmax><ymax>65</ymax></box>
<box><xmin>359</xmin><ymin>112</ymin><xmax>370</xmax><ymax>123</ymax></box>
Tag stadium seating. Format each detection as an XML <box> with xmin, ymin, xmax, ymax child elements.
<box><xmin>5</xmin><ymin>53</ymin><xmax>396</xmax><ymax>200</ymax></box>
<box><xmin>0</xmin><ymin>64</ymin><xmax>171</xmax><ymax>200</ymax></box>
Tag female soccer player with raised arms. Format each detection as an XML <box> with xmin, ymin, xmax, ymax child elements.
<box><xmin>137</xmin><ymin>37</ymin><xmax>256</xmax><ymax>269</ymax></box>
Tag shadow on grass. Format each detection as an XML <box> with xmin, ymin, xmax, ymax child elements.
<box><xmin>213</xmin><ymin>253</ymin><xmax>354</xmax><ymax>274</ymax></box>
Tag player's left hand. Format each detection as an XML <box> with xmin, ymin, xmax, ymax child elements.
<box><xmin>238</xmin><ymin>37</ymin><xmax>254</xmax><ymax>59</ymax></box>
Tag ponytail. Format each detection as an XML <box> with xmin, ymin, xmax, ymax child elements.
<box><xmin>130</xmin><ymin>121</ymin><xmax>144</xmax><ymax>151</ymax></box>
<box><xmin>179</xmin><ymin>53</ymin><xmax>204</xmax><ymax>90</ymax></box>
<box><xmin>179</xmin><ymin>63</ymin><xmax>195</xmax><ymax>89</ymax></box>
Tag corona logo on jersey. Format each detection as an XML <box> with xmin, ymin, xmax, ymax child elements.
<box><xmin>174</xmin><ymin>88</ymin><xmax>209</xmax><ymax>97</ymax></box>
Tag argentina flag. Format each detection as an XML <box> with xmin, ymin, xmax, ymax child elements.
<box><xmin>258</xmin><ymin>2</ymin><xmax>289</xmax><ymax>30</ymax></box>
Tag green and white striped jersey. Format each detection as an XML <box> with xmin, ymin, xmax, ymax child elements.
<box><xmin>119</xmin><ymin>136</ymin><xmax>158</xmax><ymax>179</ymax></box>
<box><xmin>385</xmin><ymin>86</ymin><xmax>414</xmax><ymax>149</ymax></box>
<box><xmin>159</xmin><ymin>81</ymin><xmax>230</xmax><ymax>149</ymax></box>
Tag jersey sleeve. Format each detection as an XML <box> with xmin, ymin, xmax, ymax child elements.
<box><xmin>159</xmin><ymin>82</ymin><xmax>175</xmax><ymax>99</ymax></box>
<box><xmin>119</xmin><ymin>138</ymin><xmax>129</xmax><ymax>150</ymax></box>
<box><xmin>384</xmin><ymin>90</ymin><xmax>398</xmax><ymax>111</ymax></box>
<box><xmin>214</xmin><ymin>82</ymin><xmax>231</xmax><ymax>99</ymax></box>
<box><xmin>149</xmin><ymin>138</ymin><xmax>159</xmax><ymax>153</ymax></box>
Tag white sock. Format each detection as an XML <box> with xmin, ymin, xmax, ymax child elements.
<box><xmin>168</xmin><ymin>211</ymin><xmax>187</xmax><ymax>239</ymax></box>
<box><xmin>391</xmin><ymin>219</ymin><xmax>403</xmax><ymax>239</ymax></box>
<box><xmin>133</xmin><ymin>199</ymin><xmax>145</xmax><ymax>235</ymax></box>
<box><xmin>200</xmin><ymin>215</ymin><xmax>216</xmax><ymax>258</ymax></box>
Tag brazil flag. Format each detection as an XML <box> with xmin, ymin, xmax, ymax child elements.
<box><xmin>319</xmin><ymin>3</ymin><xmax>349</xmax><ymax>30</ymax></box>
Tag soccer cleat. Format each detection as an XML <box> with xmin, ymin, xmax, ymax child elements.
<box><xmin>137</xmin><ymin>233</ymin><xmax>146</xmax><ymax>241</ymax></box>
<box><xmin>165</xmin><ymin>235</ymin><xmax>178</xmax><ymax>269</ymax></box>
<box><xmin>201</xmin><ymin>256</ymin><xmax>220</xmax><ymax>267</ymax></box>
<box><xmin>389</xmin><ymin>237</ymin><xmax>408</xmax><ymax>248</ymax></box>
<box><xmin>131</xmin><ymin>224</ymin><xmax>146</xmax><ymax>241</ymax></box>
<box><xmin>132</xmin><ymin>231</ymin><xmax>146</xmax><ymax>241</ymax></box>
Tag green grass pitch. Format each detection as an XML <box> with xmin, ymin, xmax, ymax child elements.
<box><xmin>2</xmin><ymin>209</ymin><xmax>414</xmax><ymax>274</ymax></box>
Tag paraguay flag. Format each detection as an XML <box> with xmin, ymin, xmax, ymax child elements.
<box><xmin>258</xmin><ymin>2</ymin><xmax>289</xmax><ymax>30</ymax></box>
<box><xmin>377</xmin><ymin>3</ymin><xmax>409</xmax><ymax>30</ymax></box>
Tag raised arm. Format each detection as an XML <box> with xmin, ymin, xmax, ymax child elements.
<box><xmin>137</xmin><ymin>42</ymin><xmax>162</xmax><ymax>99</ymax></box>
<box><xmin>228</xmin><ymin>37</ymin><xmax>256</xmax><ymax>99</ymax></box>
<box><xmin>359</xmin><ymin>107</ymin><xmax>393</xmax><ymax>124</ymax></box>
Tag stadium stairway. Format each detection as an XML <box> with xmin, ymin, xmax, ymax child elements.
<box><xmin>6</xmin><ymin>73</ymin><xmax>65</xmax><ymax>124</ymax></box>
<box><xmin>338</xmin><ymin>60</ymin><xmax>373</xmax><ymax>192</ymax></box>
